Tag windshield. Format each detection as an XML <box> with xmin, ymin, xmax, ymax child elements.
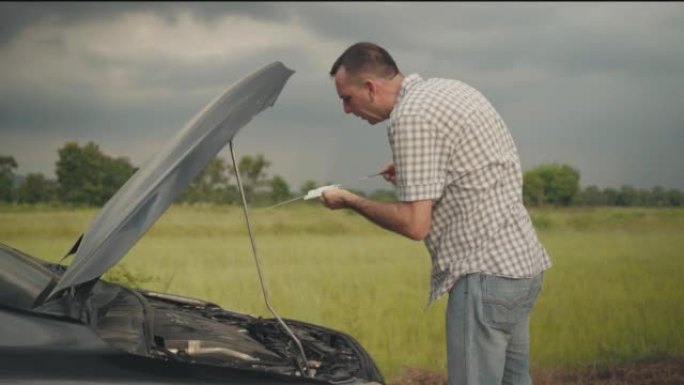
<box><xmin>0</xmin><ymin>243</ymin><xmax>59</xmax><ymax>310</ymax></box>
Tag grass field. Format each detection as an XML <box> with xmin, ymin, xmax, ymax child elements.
<box><xmin>1</xmin><ymin>204</ymin><xmax>683</xmax><ymax>382</ymax></box>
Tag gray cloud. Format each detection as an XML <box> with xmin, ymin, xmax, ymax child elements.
<box><xmin>0</xmin><ymin>2</ymin><xmax>294</xmax><ymax>45</ymax></box>
<box><xmin>1</xmin><ymin>2</ymin><xmax>683</xmax><ymax>192</ymax></box>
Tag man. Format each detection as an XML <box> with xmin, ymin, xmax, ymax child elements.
<box><xmin>320</xmin><ymin>42</ymin><xmax>552</xmax><ymax>385</ymax></box>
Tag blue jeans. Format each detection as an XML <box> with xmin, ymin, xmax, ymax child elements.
<box><xmin>446</xmin><ymin>272</ymin><xmax>543</xmax><ymax>385</ymax></box>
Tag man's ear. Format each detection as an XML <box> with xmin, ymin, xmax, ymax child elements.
<box><xmin>364</xmin><ymin>79</ymin><xmax>376</xmax><ymax>101</ymax></box>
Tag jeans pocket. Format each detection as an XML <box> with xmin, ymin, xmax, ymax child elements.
<box><xmin>481</xmin><ymin>274</ymin><xmax>542</xmax><ymax>332</ymax></box>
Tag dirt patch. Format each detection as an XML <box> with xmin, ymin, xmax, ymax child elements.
<box><xmin>389</xmin><ymin>356</ymin><xmax>684</xmax><ymax>385</ymax></box>
<box><xmin>532</xmin><ymin>357</ymin><xmax>684</xmax><ymax>385</ymax></box>
<box><xmin>390</xmin><ymin>367</ymin><xmax>446</xmax><ymax>385</ymax></box>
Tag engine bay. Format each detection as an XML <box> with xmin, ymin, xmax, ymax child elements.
<box><xmin>148</xmin><ymin>295</ymin><xmax>368</xmax><ymax>383</ymax></box>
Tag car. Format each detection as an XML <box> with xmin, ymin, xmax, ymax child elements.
<box><xmin>0</xmin><ymin>62</ymin><xmax>385</xmax><ymax>385</ymax></box>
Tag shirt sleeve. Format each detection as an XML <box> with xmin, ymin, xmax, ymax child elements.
<box><xmin>388</xmin><ymin>112</ymin><xmax>449</xmax><ymax>202</ymax></box>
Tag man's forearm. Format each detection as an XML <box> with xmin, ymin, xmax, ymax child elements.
<box><xmin>338</xmin><ymin>192</ymin><xmax>432</xmax><ymax>241</ymax></box>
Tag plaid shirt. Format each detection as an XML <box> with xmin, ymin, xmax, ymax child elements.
<box><xmin>388</xmin><ymin>74</ymin><xmax>552</xmax><ymax>304</ymax></box>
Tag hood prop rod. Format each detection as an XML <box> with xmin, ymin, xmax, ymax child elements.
<box><xmin>229</xmin><ymin>141</ymin><xmax>311</xmax><ymax>376</ymax></box>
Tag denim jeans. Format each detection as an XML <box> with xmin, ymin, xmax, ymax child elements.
<box><xmin>446</xmin><ymin>272</ymin><xmax>544</xmax><ymax>385</ymax></box>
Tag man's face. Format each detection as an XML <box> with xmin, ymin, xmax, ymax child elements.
<box><xmin>334</xmin><ymin>67</ymin><xmax>384</xmax><ymax>125</ymax></box>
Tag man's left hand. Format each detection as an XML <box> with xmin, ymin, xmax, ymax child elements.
<box><xmin>320</xmin><ymin>188</ymin><xmax>351</xmax><ymax>210</ymax></box>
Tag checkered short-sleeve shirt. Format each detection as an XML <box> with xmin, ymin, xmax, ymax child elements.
<box><xmin>388</xmin><ymin>74</ymin><xmax>552</xmax><ymax>304</ymax></box>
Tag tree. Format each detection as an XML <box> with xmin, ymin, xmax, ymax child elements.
<box><xmin>179</xmin><ymin>154</ymin><xmax>288</xmax><ymax>206</ymax></box>
<box><xmin>299</xmin><ymin>180</ymin><xmax>318</xmax><ymax>196</ymax></box>
<box><xmin>235</xmin><ymin>154</ymin><xmax>270</xmax><ymax>188</ymax></box>
<box><xmin>523</xmin><ymin>171</ymin><xmax>545</xmax><ymax>207</ymax></box>
<box><xmin>102</xmin><ymin>156</ymin><xmax>138</xmax><ymax>202</ymax></box>
<box><xmin>649</xmin><ymin>186</ymin><xmax>667</xmax><ymax>207</ymax></box>
<box><xmin>56</xmin><ymin>142</ymin><xmax>136</xmax><ymax>206</ymax></box>
<box><xmin>666</xmin><ymin>189</ymin><xmax>683</xmax><ymax>207</ymax></box>
<box><xmin>580</xmin><ymin>185</ymin><xmax>605</xmax><ymax>206</ymax></box>
<box><xmin>269</xmin><ymin>175</ymin><xmax>291</xmax><ymax>203</ymax></box>
<box><xmin>56</xmin><ymin>142</ymin><xmax>104</xmax><ymax>204</ymax></box>
<box><xmin>15</xmin><ymin>173</ymin><xmax>57</xmax><ymax>204</ymax></box>
<box><xmin>602</xmin><ymin>187</ymin><xmax>619</xmax><ymax>206</ymax></box>
<box><xmin>616</xmin><ymin>184</ymin><xmax>639</xmax><ymax>206</ymax></box>
<box><xmin>181</xmin><ymin>157</ymin><xmax>232</xmax><ymax>203</ymax></box>
<box><xmin>0</xmin><ymin>155</ymin><xmax>18</xmax><ymax>202</ymax></box>
<box><xmin>228</xmin><ymin>154</ymin><xmax>271</xmax><ymax>203</ymax></box>
<box><xmin>522</xmin><ymin>163</ymin><xmax>580</xmax><ymax>207</ymax></box>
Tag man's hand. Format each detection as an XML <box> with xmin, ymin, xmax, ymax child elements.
<box><xmin>381</xmin><ymin>161</ymin><xmax>397</xmax><ymax>185</ymax></box>
<box><xmin>320</xmin><ymin>188</ymin><xmax>351</xmax><ymax>210</ymax></box>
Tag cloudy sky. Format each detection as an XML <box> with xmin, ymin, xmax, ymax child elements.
<box><xmin>1</xmin><ymin>2</ymin><xmax>683</xmax><ymax>193</ymax></box>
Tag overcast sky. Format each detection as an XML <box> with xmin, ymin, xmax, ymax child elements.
<box><xmin>1</xmin><ymin>2</ymin><xmax>683</xmax><ymax>193</ymax></box>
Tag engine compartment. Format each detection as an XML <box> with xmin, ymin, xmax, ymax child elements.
<box><xmin>148</xmin><ymin>295</ymin><xmax>368</xmax><ymax>383</ymax></box>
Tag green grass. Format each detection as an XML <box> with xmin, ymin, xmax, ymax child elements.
<box><xmin>528</xmin><ymin>208</ymin><xmax>684</xmax><ymax>368</ymax></box>
<box><xmin>1</xmin><ymin>204</ymin><xmax>683</xmax><ymax>381</ymax></box>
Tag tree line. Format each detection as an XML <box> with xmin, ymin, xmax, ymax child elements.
<box><xmin>0</xmin><ymin>142</ymin><xmax>396</xmax><ymax>207</ymax></box>
<box><xmin>1</xmin><ymin>143</ymin><xmax>682</xmax><ymax>208</ymax></box>
<box><xmin>522</xmin><ymin>163</ymin><xmax>683</xmax><ymax>207</ymax></box>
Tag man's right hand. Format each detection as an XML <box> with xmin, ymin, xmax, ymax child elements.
<box><xmin>381</xmin><ymin>161</ymin><xmax>397</xmax><ymax>185</ymax></box>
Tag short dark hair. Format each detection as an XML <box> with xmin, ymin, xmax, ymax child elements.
<box><xmin>329</xmin><ymin>42</ymin><xmax>399</xmax><ymax>79</ymax></box>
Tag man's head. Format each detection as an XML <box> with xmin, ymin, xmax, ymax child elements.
<box><xmin>330</xmin><ymin>42</ymin><xmax>403</xmax><ymax>125</ymax></box>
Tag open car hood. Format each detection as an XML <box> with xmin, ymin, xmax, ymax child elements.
<box><xmin>49</xmin><ymin>62</ymin><xmax>294</xmax><ymax>299</ymax></box>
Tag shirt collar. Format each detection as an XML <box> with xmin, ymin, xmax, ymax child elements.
<box><xmin>392</xmin><ymin>73</ymin><xmax>423</xmax><ymax>114</ymax></box>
